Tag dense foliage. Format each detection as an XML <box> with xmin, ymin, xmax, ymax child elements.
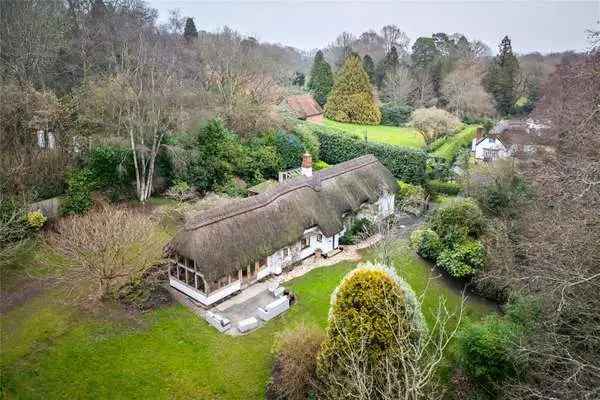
<box><xmin>339</xmin><ymin>217</ymin><xmax>373</xmax><ymax>245</ymax></box>
<box><xmin>379</xmin><ymin>102</ymin><xmax>413</xmax><ymax>126</ymax></box>
<box><xmin>324</xmin><ymin>54</ymin><xmax>381</xmax><ymax>125</ymax></box>
<box><xmin>485</xmin><ymin>36</ymin><xmax>520</xmax><ymax>115</ymax></box>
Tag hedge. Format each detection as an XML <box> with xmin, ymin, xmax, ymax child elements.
<box><xmin>307</xmin><ymin>123</ymin><xmax>428</xmax><ymax>184</ymax></box>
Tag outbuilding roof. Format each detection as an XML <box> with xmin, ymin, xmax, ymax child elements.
<box><xmin>169</xmin><ymin>155</ymin><xmax>397</xmax><ymax>281</ymax></box>
<box><xmin>284</xmin><ymin>94</ymin><xmax>323</xmax><ymax>119</ymax></box>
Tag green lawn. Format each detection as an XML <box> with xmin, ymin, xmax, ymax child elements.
<box><xmin>1</xmin><ymin>242</ymin><xmax>494</xmax><ymax>399</ymax></box>
<box><xmin>322</xmin><ymin>118</ymin><xmax>425</xmax><ymax>148</ymax></box>
<box><xmin>432</xmin><ymin>125</ymin><xmax>479</xmax><ymax>161</ymax></box>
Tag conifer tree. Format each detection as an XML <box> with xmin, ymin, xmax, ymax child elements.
<box><xmin>183</xmin><ymin>17</ymin><xmax>198</xmax><ymax>42</ymax></box>
<box><xmin>376</xmin><ymin>46</ymin><xmax>400</xmax><ymax>88</ymax></box>
<box><xmin>307</xmin><ymin>50</ymin><xmax>334</xmax><ymax>106</ymax></box>
<box><xmin>485</xmin><ymin>36</ymin><xmax>520</xmax><ymax>115</ymax></box>
<box><xmin>324</xmin><ymin>54</ymin><xmax>381</xmax><ymax>125</ymax></box>
<box><xmin>362</xmin><ymin>54</ymin><xmax>376</xmax><ymax>84</ymax></box>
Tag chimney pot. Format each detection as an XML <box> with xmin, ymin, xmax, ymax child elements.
<box><xmin>301</xmin><ymin>152</ymin><xmax>312</xmax><ymax>177</ymax></box>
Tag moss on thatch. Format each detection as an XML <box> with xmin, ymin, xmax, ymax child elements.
<box><xmin>170</xmin><ymin>155</ymin><xmax>398</xmax><ymax>281</ymax></box>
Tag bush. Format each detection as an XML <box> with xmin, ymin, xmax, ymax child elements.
<box><xmin>458</xmin><ymin>316</ymin><xmax>523</xmax><ymax>386</ymax></box>
<box><xmin>275</xmin><ymin>130</ymin><xmax>305</xmax><ymax>170</ymax></box>
<box><xmin>313</xmin><ymin>160</ymin><xmax>329</xmax><ymax>171</ymax></box>
<box><xmin>86</xmin><ymin>146</ymin><xmax>133</xmax><ymax>189</ymax></box>
<box><xmin>410</xmin><ymin>107</ymin><xmax>461</xmax><ymax>143</ymax></box>
<box><xmin>414</xmin><ymin>229</ymin><xmax>443</xmax><ymax>261</ymax></box>
<box><xmin>310</xmin><ymin>124</ymin><xmax>428</xmax><ymax>184</ymax></box>
<box><xmin>425</xmin><ymin>179</ymin><xmax>461</xmax><ymax>196</ymax></box>
<box><xmin>426</xmin><ymin>135</ymin><xmax>449</xmax><ymax>152</ymax></box>
<box><xmin>380</xmin><ymin>102</ymin><xmax>413</xmax><ymax>126</ymax></box>
<box><xmin>215</xmin><ymin>177</ymin><xmax>248</xmax><ymax>197</ymax></box>
<box><xmin>62</xmin><ymin>168</ymin><xmax>96</xmax><ymax>215</ymax></box>
<box><xmin>26</xmin><ymin>210</ymin><xmax>46</xmax><ymax>229</ymax></box>
<box><xmin>431</xmin><ymin>125</ymin><xmax>479</xmax><ymax>163</ymax></box>
<box><xmin>318</xmin><ymin>263</ymin><xmax>426</xmax><ymax>400</ymax></box>
<box><xmin>0</xmin><ymin>197</ymin><xmax>30</xmax><ymax>244</ymax></box>
<box><xmin>293</xmin><ymin>124</ymin><xmax>320</xmax><ymax>162</ymax></box>
<box><xmin>267</xmin><ymin>324</ymin><xmax>325</xmax><ymax>400</ymax></box>
<box><xmin>339</xmin><ymin>218</ymin><xmax>373</xmax><ymax>245</ymax></box>
<box><xmin>436</xmin><ymin>240</ymin><xmax>486</xmax><ymax>278</ymax></box>
<box><xmin>428</xmin><ymin>198</ymin><xmax>485</xmax><ymax>243</ymax></box>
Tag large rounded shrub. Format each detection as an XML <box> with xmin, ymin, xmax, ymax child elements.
<box><xmin>458</xmin><ymin>316</ymin><xmax>523</xmax><ymax>385</ymax></box>
<box><xmin>414</xmin><ymin>229</ymin><xmax>443</xmax><ymax>261</ymax></box>
<box><xmin>436</xmin><ymin>239</ymin><xmax>486</xmax><ymax>278</ymax></box>
<box><xmin>317</xmin><ymin>263</ymin><xmax>425</xmax><ymax>399</ymax></box>
<box><xmin>428</xmin><ymin>198</ymin><xmax>485</xmax><ymax>243</ymax></box>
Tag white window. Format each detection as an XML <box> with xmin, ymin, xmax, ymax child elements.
<box><xmin>282</xmin><ymin>248</ymin><xmax>289</xmax><ymax>257</ymax></box>
<box><xmin>301</xmin><ymin>237</ymin><xmax>310</xmax><ymax>250</ymax></box>
<box><xmin>316</xmin><ymin>234</ymin><xmax>323</xmax><ymax>243</ymax></box>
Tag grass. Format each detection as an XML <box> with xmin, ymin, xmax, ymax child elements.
<box><xmin>1</xmin><ymin>241</ymin><xmax>495</xmax><ymax>399</ymax></box>
<box><xmin>432</xmin><ymin>125</ymin><xmax>479</xmax><ymax>162</ymax></box>
<box><xmin>322</xmin><ymin>118</ymin><xmax>425</xmax><ymax>148</ymax></box>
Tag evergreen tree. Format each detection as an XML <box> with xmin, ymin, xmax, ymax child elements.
<box><xmin>485</xmin><ymin>36</ymin><xmax>520</xmax><ymax>115</ymax></box>
<box><xmin>292</xmin><ymin>71</ymin><xmax>305</xmax><ymax>87</ymax></box>
<box><xmin>307</xmin><ymin>50</ymin><xmax>334</xmax><ymax>106</ymax></box>
<box><xmin>183</xmin><ymin>17</ymin><xmax>198</xmax><ymax>42</ymax></box>
<box><xmin>362</xmin><ymin>55</ymin><xmax>376</xmax><ymax>84</ymax></box>
<box><xmin>324</xmin><ymin>54</ymin><xmax>381</xmax><ymax>125</ymax></box>
<box><xmin>375</xmin><ymin>46</ymin><xmax>400</xmax><ymax>88</ymax></box>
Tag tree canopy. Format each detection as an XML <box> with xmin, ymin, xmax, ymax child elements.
<box><xmin>485</xmin><ymin>36</ymin><xmax>520</xmax><ymax>115</ymax></box>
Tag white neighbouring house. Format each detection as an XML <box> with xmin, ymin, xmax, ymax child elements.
<box><xmin>472</xmin><ymin>119</ymin><xmax>555</xmax><ymax>163</ymax></box>
<box><xmin>167</xmin><ymin>154</ymin><xmax>398</xmax><ymax>306</ymax></box>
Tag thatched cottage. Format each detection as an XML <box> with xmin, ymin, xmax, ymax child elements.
<box><xmin>168</xmin><ymin>154</ymin><xmax>398</xmax><ymax>306</ymax></box>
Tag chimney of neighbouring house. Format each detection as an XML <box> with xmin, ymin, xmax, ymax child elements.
<box><xmin>301</xmin><ymin>152</ymin><xmax>313</xmax><ymax>177</ymax></box>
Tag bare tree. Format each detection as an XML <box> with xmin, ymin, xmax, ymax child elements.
<box><xmin>45</xmin><ymin>205</ymin><xmax>168</xmax><ymax>300</ymax></box>
<box><xmin>381</xmin><ymin>25</ymin><xmax>410</xmax><ymax>55</ymax></box>
<box><xmin>441</xmin><ymin>62</ymin><xmax>494</xmax><ymax>118</ymax></box>
<box><xmin>383</xmin><ymin>66</ymin><xmax>415</xmax><ymax>104</ymax></box>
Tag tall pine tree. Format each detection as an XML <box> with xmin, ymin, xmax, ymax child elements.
<box><xmin>324</xmin><ymin>54</ymin><xmax>381</xmax><ymax>125</ymax></box>
<box><xmin>375</xmin><ymin>46</ymin><xmax>400</xmax><ymax>88</ymax></box>
<box><xmin>183</xmin><ymin>18</ymin><xmax>198</xmax><ymax>42</ymax></box>
<box><xmin>307</xmin><ymin>50</ymin><xmax>334</xmax><ymax>106</ymax></box>
<box><xmin>485</xmin><ymin>36</ymin><xmax>520</xmax><ymax>115</ymax></box>
<box><xmin>362</xmin><ymin>54</ymin><xmax>376</xmax><ymax>84</ymax></box>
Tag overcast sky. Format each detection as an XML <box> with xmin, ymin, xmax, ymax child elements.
<box><xmin>147</xmin><ymin>1</ymin><xmax>599</xmax><ymax>54</ymax></box>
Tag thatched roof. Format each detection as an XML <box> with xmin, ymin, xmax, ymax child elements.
<box><xmin>284</xmin><ymin>94</ymin><xmax>323</xmax><ymax>119</ymax></box>
<box><xmin>170</xmin><ymin>155</ymin><xmax>397</xmax><ymax>281</ymax></box>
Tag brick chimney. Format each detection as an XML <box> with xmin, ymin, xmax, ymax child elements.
<box><xmin>301</xmin><ymin>152</ymin><xmax>313</xmax><ymax>177</ymax></box>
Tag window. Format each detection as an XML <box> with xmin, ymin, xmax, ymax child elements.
<box><xmin>316</xmin><ymin>234</ymin><xmax>323</xmax><ymax>243</ymax></box>
<box><xmin>301</xmin><ymin>237</ymin><xmax>310</xmax><ymax>249</ymax></box>
<box><xmin>282</xmin><ymin>248</ymin><xmax>289</xmax><ymax>257</ymax></box>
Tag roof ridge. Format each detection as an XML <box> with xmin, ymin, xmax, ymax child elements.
<box><xmin>184</xmin><ymin>155</ymin><xmax>378</xmax><ymax>231</ymax></box>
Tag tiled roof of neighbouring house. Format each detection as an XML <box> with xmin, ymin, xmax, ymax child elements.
<box><xmin>285</xmin><ymin>94</ymin><xmax>323</xmax><ymax>119</ymax></box>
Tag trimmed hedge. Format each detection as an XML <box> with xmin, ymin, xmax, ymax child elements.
<box><xmin>308</xmin><ymin>124</ymin><xmax>428</xmax><ymax>184</ymax></box>
<box><xmin>425</xmin><ymin>179</ymin><xmax>462</xmax><ymax>196</ymax></box>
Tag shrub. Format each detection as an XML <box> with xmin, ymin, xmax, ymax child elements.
<box><xmin>415</xmin><ymin>229</ymin><xmax>443</xmax><ymax>261</ymax></box>
<box><xmin>431</xmin><ymin>125</ymin><xmax>479</xmax><ymax>163</ymax></box>
<box><xmin>410</xmin><ymin>107</ymin><xmax>461</xmax><ymax>143</ymax></box>
<box><xmin>313</xmin><ymin>160</ymin><xmax>329</xmax><ymax>171</ymax></box>
<box><xmin>339</xmin><ymin>217</ymin><xmax>373</xmax><ymax>245</ymax></box>
<box><xmin>318</xmin><ymin>263</ymin><xmax>426</xmax><ymax>400</ymax></box>
<box><xmin>379</xmin><ymin>102</ymin><xmax>413</xmax><ymax>126</ymax></box>
<box><xmin>293</xmin><ymin>124</ymin><xmax>320</xmax><ymax>162</ymax></box>
<box><xmin>87</xmin><ymin>146</ymin><xmax>133</xmax><ymax>189</ymax></box>
<box><xmin>215</xmin><ymin>177</ymin><xmax>248</xmax><ymax>197</ymax></box>
<box><xmin>458</xmin><ymin>316</ymin><xmax>523</xmax><ymax>386</ymax></box>
<box><xmin>26</xmin><ymin>210</ymin><xmax>46</xmax><ymax>229</ymax></box>
<box><xmin>62</xmin><ymin>168</ymin><xmax>96</xmax><ymax>215</ymax></box>
<box><xmin>324</xmin><ymin>54</ymin><xmax>381</xmax><ymax>125</ymax></box>
<box><xmin>428</xmin><ymin>198</ymin><xmax>485</xmax><ymax>243</ymax></box>
<box><xmin>425</xmin><ymin>179</ymin><xmax>461</xmax><ymax>196</ymax></box>
<box><xmin>275</xmin><ymin>130</ymin><xmax>305</xmax><ymax>170</ymax></box>
<box><xmin>267</xmin><ymin>324</ymin><xmax>325</xmax><ymax>400</ymax></box>
<box><xmin>436</xmin><ymin>240</ymin><xmax>486</xmax><ymax>278</ymax></box>
<box><xmin>310</xmin><ymin>124</ymin><xmax>428</xmax><ymax>184</ymax></box>
<box><xmin>427</xmin><ymin>135</ymin><xmax>449</xmax><ymax>152</ymax></box>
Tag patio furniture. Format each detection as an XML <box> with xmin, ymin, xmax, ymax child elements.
<box><xmin>256</xmin><ymin>296</ymin><xmax>289</xmax><ymax>321</ymax></box>
<box><xmin>238</xmin><ymin>317</ymin><xmax>259</xmax><ymax>333</ymax></box>
<box><xmin>205</xmin><ymin>311</ymin><xmax>231</xmax><ymax>333</ymax></box>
